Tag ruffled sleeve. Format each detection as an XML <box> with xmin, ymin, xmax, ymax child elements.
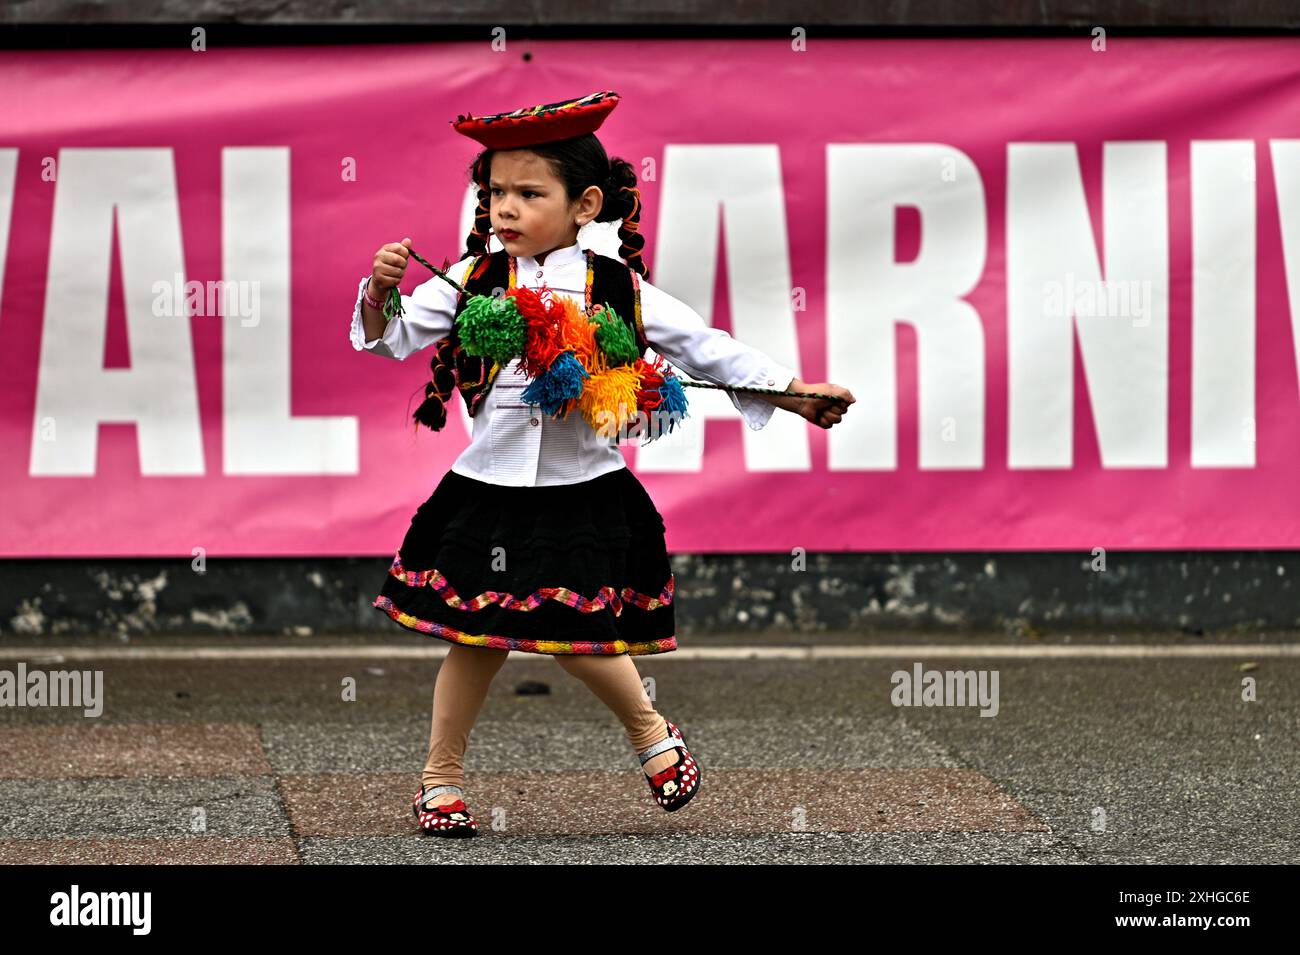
<box><xmin>349</xmin><ymin>255</ymin><xmax>475</xmax><ymax>360</ymax></box>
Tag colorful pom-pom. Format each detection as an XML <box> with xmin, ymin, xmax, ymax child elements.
<box><xmin>633</xmin><ymin>356</ymin><xmax>665</xmax><ymax>412</ymax></box>
<box><xmin>578</xmin><ymin>364</ymin><xmax>643</xmax><ymax>439</ymax></box>
<box><xmin>649</xmin><ymin>370</ymin><xmax>689</xmax><ymax>437</ymax></box>
<box><xmin>458</xmin><ymin>293</ymin><xmax>526</xmax><ymax>365</ymax></box>
<box><xmin>449</xmin><ymin>285</ymin><xmax>693</xmax><ymax>441</ymax></box>
<box><xmin>507</xmin><ymin>284</ymin><xmax>550</xmax><ymax>323</ymax></box>
<box><xmin>631</xmin><ymin>355</ymin><xmax>689</xmax><ymax>442</ymax></box>
<box><xmin>555</xmin><ymin>297</ymin><xmax>605</xmax><ymax>375</ymax></box>
<box><xmin>522</xmin><ymin>351</ymin><xmax>588</xmax><ymax>418</ymax></box>
<box><xmin>512</xmin><ymin>286</ymin><xmax>566</xmax><ymax>379</ymax></box>
<box><xmin>592</xmin><ymin>305</ymin><xmax>640</xmax><ymax>367</ymax></box>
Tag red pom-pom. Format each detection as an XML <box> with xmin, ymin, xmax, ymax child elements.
<box><xmin>634</xmin><ymin>355</ymin><xmax>670</xmax><ymax>413</ymax></box>
<box><xmin>508</xmin><ymin>286</ymin><xmax>566</xmax><ymax>379</ymax></box>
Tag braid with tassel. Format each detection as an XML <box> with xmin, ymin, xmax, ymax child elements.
<box><xmin>604</xmin><ymin>157</ymin><xmax>648</xmax><ymax>281</ymax></box>
<box><xmin>412</xmin><ymin>335</ymin><xmax>460</xmax><ymax>432</ymax></box>
<box><xmin>413</xmin><ymin>154</ymin><xmax>492</xmax><ymax>432</ymax></box>
<box><xmin>464</xmin><ymin>153</ymin><xmax>493</xmax><ymax>259</ymax></box>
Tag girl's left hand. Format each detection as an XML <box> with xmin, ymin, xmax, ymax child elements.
<box><xmin>781</xmin><ymin>379</ymin><xmax>856</xmax><ymax>429</ymax></box>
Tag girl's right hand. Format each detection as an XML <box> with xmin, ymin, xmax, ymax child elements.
<box><xmin>779</xmin><ymin>379</ymin><xmax>856</xmax><ymax>429</ymax></box>
<box><xmin>798</xmin><ymin>383</ymin><xmax>855</xmax><ymax>429</ymax></box>
<box><xmin>370</xmin><ymin>237</ymin><xmax>412</xmax><ymax>294</ymax></box>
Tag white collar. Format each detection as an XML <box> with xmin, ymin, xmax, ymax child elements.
<box><xmin>516</xmin><ymin>241</ymin><xmax>585</xmax><ymax>271</ymax></box>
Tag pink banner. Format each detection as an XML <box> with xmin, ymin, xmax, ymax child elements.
<box><xmin>2</xmin><ymin>37</ymin><xmax>1299</xmax><ymax>556</ymax></box>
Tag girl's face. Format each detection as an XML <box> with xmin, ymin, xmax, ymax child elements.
<box><xmin>488</xmin><ymin>149</ymin><xmax>602</xmax><ymax>261</ymax></box>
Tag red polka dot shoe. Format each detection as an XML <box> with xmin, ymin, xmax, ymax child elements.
<box><xmin>412</xmin><ymin>784</ymin><xmax>479</xmax><ymax>837</ymax></box>
<box><xmin>637</xmin><ymin>719</ymin><xmax>702</xmax><ymax>812</ymax></box>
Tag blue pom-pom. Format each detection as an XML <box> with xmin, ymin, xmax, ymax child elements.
<box><xmin>641</xmin><ymin>374</ymin><xmax>690</xmax><ymax>443</ymax></box>
<box><xmin>522</xmin><ymin>351</ymin><xmax>588</xmax><ymax>418</ymax></box>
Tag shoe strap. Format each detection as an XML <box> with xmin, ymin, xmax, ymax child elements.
<box><xmin>421</xmin><ymin>784</ymin><xmax>464</xmax><ymax>805</ymax></box>
<box><xmin>637</xmin><ymin>733</ymin><xmax>684</xmax><ymax>765</ymax></box>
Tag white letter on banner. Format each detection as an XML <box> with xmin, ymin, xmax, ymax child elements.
<box><xmin>634</xmin><ymin>144</ymin><xmax>807</xmax><ymax>472</ymax></box>
<box><xmin>1007</xmin><ymin>142</ymin><xmax>1169</xmax><ymax>468</ymax></box>
<box><xmin>222</xmin><ymin>148</ymin><xmax>358</xmax><ymax>474</ymax></box>
<box><xmin>0</xmin><ymin>150</ymin><xmax>15</xmax><ymax>317</ymax></box>
<box><xmin>1191</xmin><ymin>141</ymin><xmax>1255</xmax><ymax>468</ymax></box>
<box><xmin>1271</xmin><ymin>141</ymin><xmax>1300</xmax><ymax>432</ymax></box>
<box><xmin>826</xmin><ymin>144</ymin><xmax>987</xmax><ymax>470</ymax></box>
<box><xmin>31</xmin><ymin>148</ymin><xmax>203</xmax><ymax>475</ymax></box>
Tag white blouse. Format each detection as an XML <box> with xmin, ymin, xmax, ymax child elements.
<box><xmin>350</xmin><ymin>240</ymin><xmax>797</xmax><ymax>487</ymax></box>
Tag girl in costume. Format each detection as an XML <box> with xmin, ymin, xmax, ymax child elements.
<box><xmin>351</xmin><ymin>90</ymin><xmax>855</xmax><ymax>836</ymax></box>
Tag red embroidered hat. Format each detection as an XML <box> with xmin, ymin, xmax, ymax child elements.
<box><xmin>451</xmin><ymin>90</ymin><xmax>620</xmax><ymax>149</ymax></box>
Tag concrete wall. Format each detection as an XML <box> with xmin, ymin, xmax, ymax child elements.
<box><xmin>3</xmin><ymin>551</ymin><xmax>1297</xmax><ymax>639</ymax></box>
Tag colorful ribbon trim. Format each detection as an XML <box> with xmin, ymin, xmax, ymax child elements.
<box><xmin>373</xmin><ymin>595</ymin><xmax>677</xmax><ymax>655</ymax></box>
<box><xmin>385</xmin><ymin>554</ymin><xmax>675</xmax><ymax>615</ymax></box>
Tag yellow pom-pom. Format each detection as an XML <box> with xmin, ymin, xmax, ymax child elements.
<box><xmin>578</xmin><ymin>364</ymin><xmax>643</xmax><ymax>439</ymax></box>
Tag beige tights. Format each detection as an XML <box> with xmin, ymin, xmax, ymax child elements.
<box><xmin>550</xmin><ymin>653</ymin><xmax>676</xmax><ymax>774</ymax></box>
<box><xmin>420</xmin><ymin>645</ymin><xmax>675</xmax><ymax>807</ymax></box>
<box><xmin>420</xmin><ymin>644</ymin><xmax>511</xmax><ymax>805</ymax></box>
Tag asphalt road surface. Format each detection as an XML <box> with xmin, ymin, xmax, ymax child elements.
<box><xmin>0</xmin><ymin>635</ymin><xmax>1295</xmax><ymax>864</ymax></box>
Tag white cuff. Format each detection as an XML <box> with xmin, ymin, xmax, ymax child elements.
<box><xmin>729</xmin><ymin>367</ymin><xmax>796</xmax><ymax>430</ymax></box>
<box><xmin>350</xmin><ymin>275</ymin><xmax>398</xmax><ymax>357</ymax></box>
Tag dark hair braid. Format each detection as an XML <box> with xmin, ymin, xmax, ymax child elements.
<box><xmin>413</xmin><ymin>157</ymin><xmax>489</xmax><ymax>433</ymax></box>
<box><xmin>412</xmin><ymin>337</ymin><xmax>459</xmax><ymax>432</ymax></box>
<box><xmin>464</xmin><ymin>152</ymin><xmax>493</xmax><ymax>259</ymax></box>
<box><xmin>600</xmin><ymin>156</ymin><xmax>648</xmax><ymax>280</ymax></box>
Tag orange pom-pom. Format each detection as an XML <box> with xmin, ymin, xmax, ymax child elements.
<box><xmin>555</xmin><ymin>297</ymin><xmax>606</xmax><ymax>375</ymax></box>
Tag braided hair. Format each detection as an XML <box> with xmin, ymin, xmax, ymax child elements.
<box><xmin>462</xmin><ymin>133</ymin><xmax>648</xmax><ymax>280</ymax></box>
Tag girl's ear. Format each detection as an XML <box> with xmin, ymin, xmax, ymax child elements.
<box><xmin>578</xmin><ymin>184</ymin><xmax>604</xmax><ymax>222</ymax></box>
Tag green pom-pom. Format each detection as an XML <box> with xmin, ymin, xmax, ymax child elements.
<box><xmin>592</xmin><ymin>306</ymin><xmax>639</xmax><ymax>366</ymax></box>
<box><xmin>458</xmin><ymin>293</ymin><xmax>526</xmax><ymax>365</ymax></box>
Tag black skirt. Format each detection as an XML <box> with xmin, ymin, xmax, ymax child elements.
<box><xmin>371</xmin><ymin>466</ymin><xmax>677</xmax><ymax>655</ymax></box>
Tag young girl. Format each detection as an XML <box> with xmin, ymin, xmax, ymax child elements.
<box><xmin>350</xmin><ymin>91</ymin><xmax>855</xmax><ymax>836</ymax></box>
